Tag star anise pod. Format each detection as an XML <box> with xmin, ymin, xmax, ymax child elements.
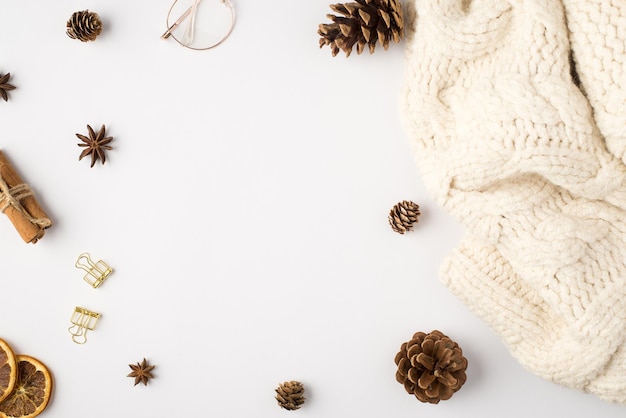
<box><xmin>0</xmin><ymin>73</ymin><xmax>16</xmax><ymax>102</ymax></box>
<box><xmin>127</xmin><ymin>358</ymin><xmax>155</xmax><ymax>386</ymax></box>
<box><xmin>76</xmin><ymin>124</ymin><xmax>113</xmax><ymax>167</ymax></box>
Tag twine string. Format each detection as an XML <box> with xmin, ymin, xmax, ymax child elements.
<box><xmin>0</xmin><ymin>174</ymin><xmax>51</xmax><ymax>228</ymax></box>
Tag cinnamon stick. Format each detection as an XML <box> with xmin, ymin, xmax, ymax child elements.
<box><xmin>0</xmin><ymin>151</ymin><xmax>52</xmax><ymax>243</ymax></box>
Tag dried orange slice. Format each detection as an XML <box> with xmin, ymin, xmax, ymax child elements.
<box><xmin>0</xmin><ymin>339</ymin><xmax>17</xmax><ymax>403</ymax></box>
<box><xmin>0</xmin><ymin>355</ymin><xmax>53</xmax><ymax>418</ymax></box>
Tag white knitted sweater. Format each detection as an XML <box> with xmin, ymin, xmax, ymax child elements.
<box><xmin>402</xmin><ymin>0</ymin><xmax>626</xmax><ymax>403</ymax></box>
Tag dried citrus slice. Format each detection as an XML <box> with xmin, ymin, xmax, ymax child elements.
<box><xmin>0</xmin><ymin>355</ymin><xmax>53</xmax><ymax>418</ymax></box>
<box><xmin>0</xmin><ymin>339</ymin><xmax>17</xmax><ymax>403</ymax></box>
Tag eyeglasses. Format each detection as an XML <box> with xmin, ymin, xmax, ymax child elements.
<box><xmin>162</xmin><ymin>0</ymin><xmax>235</xmax><ymax>50</ymax></box>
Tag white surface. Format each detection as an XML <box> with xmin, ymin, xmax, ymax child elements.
<box><xmin>0</xmin><ymin>1</ymin><xmax>624</xmax><ymax>417</ymax></box>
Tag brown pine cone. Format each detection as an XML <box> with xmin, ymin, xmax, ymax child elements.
<box><xmin>394</xmin><ymin>330</ymin><xmax>468</xmax><ymax>404</ymax></box>
<box><xmin>66</xmin><ymin>10</ymin><xmax>103</xmax><ymax>42</ymax></box>
<box><xmin>388</xmin><ymin>200</ymin><xmax>420</xmax><ymax>234</ymax></box>
<box><xmin>318</xmin><ymin>0</ymin><xmax>404</xmax><ymax>57</ymax></box>
<box><xmin>275</xmin><ymin>381</ymin><xmax>305</xmax><ymax>410</ymax></box>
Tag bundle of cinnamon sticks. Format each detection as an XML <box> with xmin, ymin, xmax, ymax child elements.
<box><xmin>0</xmin><ymin>151</ymin><xmax>51</xmax><ymax>243</ymax></box>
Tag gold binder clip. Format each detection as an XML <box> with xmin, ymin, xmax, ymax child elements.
<box><xmin>68</xmin><ymin>306</ymin><xmax>101</xmax><ymax>344</ymax></box>
<box><xmin>76</xmin><ymin>252</ymin><xmax>113</xmax><ymax>288</ymax></box>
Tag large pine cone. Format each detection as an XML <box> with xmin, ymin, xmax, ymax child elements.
<box><xmin>394</xmin><ymin>330</ymin><xmax>468</xmax><ymax>404</ymax></box>
<box><xmin>66</xmin><ymin>10</ymin><xmax>103</xmax><ymax>42</ymax></box>
<box><xmin>275</xmin><ymin>381</ymin><xmax>305</xmax><ymax>410</ymax></box>
<box><xmin>318</xmin><ymin>0</ymin><xmax>404</xmax><ymax>57</ymax></box>
<box><xmin>388</xmin><ymin>200</ymin><xmax>420</xmax><ymax>234</ymax></box>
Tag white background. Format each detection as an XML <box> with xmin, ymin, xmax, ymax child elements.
<box><xmin>0</xmin><ymin>1</ymin><xmax>624</xmax><ymax>417</ymax></box>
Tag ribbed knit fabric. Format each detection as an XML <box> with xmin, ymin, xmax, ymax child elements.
<box><xmin>562</xmin><ymin>1</ymin><xmax>626</xmax><ymax>163</ymax></box>
<box><xmin>401</xmin><ymin>0</ymin><xmax>626</xmax><ymax>403</ymax></box>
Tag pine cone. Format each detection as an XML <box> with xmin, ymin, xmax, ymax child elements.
<box><xmin>66</xmin><ymin>10</ymin><xmax>103</xmax><ymax>42</ymax></box>
<box><xmin>388</xmin><ymin>200</ymin><xmax>420</xmax><ymax>234</ymax></box>
<box><xmin>394</xmin><ymin>330</ymin><xmax>468</xmax><ymax>404</ymax></box>
<box><xmin>318</xmin><ymin>0</ymin><xmax>404</xmax><ymax>57</ymax></box>
<box><xmin>275</xmin><ymin>381</ymin><xmax>305</xmax><ymax>410</ymax></box>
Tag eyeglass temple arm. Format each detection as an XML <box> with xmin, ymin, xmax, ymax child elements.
<box><xmin>161</xmin><ymin>6</ymin><xmax>193</xmax><ymax>39</ymax></box>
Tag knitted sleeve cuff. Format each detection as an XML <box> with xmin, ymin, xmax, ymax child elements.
<box><xmin>440</xmin><ymin>234</ymin><xmax>626</xmax><ymax>399</ymax></box>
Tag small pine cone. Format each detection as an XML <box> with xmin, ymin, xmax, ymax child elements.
<box><xmin>388</xmin><ymin>200</ymin><xmax>420</xmax><ymax>234</ymax></box>
<box><xmin>66</xmin><ymin>10</ymin><xmax>103</xmax><ymax>42</ymax></box>
<box><xmin>394</xmin><ymin>330</ymin><xmax>468</xmax><ymax>404</ymax></box>
<box><xmin>318</xmin><ymin>0</ymin><xmax>404</xmax><ymax>57</ymax></box>
<box><xmin>275</xmin><ymin>381</ymin><xmax>305</xmax><ymax>411</ymax></box>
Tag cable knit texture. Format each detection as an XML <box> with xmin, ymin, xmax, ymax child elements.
<box><xmin>402</xmin><ymin>0</ymin><xmax>626</xmax><ymax>403</ymax></box>
<box><xmin>563</xmin><ymin>1</ymin><xmax>626</xmax><ymax>163</ymax></box>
